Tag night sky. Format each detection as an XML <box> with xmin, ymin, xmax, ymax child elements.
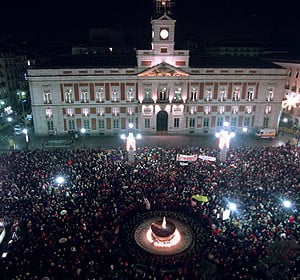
<box><xmin>1</xmin><ymin>0</ymin><xmax>300</xmax><ymax>51</ymax></box>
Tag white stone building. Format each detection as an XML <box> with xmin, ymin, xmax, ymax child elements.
<box><xmin>28</xmin><ymin>13</ymin><xmax>287</xmax><ymax>136</ymax></box>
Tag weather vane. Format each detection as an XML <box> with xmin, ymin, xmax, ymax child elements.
<box><xmin>154</xmin><ymin>0</ymin><xmax>174</xmax><ymax>16</ymax></box>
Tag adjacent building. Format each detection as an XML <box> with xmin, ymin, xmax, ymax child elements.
<box><xmin>28</xmin><ymin>13</ymin><xmax>287</xmax><ymax>136</ymax></box>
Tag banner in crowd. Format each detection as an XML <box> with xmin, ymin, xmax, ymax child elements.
<box><xmin>176</xmin><ymin>154</ymin><xmax>198</xmax><ymax>162</ymax></box>
<box><xmin>198</xmin><ymin>155</ymin><xmax>217</xmax><ymax>162</ymax></box>
<box><xmin>222</xmin><ymin>209</ymin><xmax>231</xmax><ymax>220</ymax></box>
<box><xmin>192</xmin><ymin>194</ymin><xmax>209</xmax><ymax>202</ymax></box>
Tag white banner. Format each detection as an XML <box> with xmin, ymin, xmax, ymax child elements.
<box><xmin>176</xmin><ymin>154</ymin><xmax>198</xmax><ymax>162</ymax></box>
<box><xmin>199</xmin><ymin>155</ymin><xmax>217</xmax><ymax>162</ymax></box>
<box><xmin>222</xmin><ymin>209</ymin><xmax>231</xmax><ymax>220</ymax></box>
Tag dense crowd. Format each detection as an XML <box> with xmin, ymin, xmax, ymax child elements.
<box><xmin>0</xmin><ymin>144</ymin><xmax>299</xmax><ymax>280</ymax></box>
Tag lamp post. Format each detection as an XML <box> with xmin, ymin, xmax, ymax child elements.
<box><xmin>22</xmin><ymin>128</ymin><xmax>29</xmax><ymax>150</ymax></box>
<box><xmin>120</xmin><ymin>123</ymin><xmax>142</xmax><ymax>163</ymax></box>
<box><xmin>215</xmin><ymin>122</ymin><xmax>235</xmax><ymax>162</ymax></box>
<box><xmin>80</xmin><ymin>128</ymin><xmax>86</xmax><ymax>148</ymax></box>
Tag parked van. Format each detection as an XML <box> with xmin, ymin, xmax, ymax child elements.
<box><xmin>255</xmin><ymin>128</ymin><xmax>276</xmax><ymax>139</ymax></box>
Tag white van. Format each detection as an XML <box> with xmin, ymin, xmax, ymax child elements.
<box><xmin>255</xmin><ymin>128</ymin><xmax>276</xmax><ymax>139</ymax></box>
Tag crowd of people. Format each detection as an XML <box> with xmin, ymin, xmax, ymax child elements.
<box><xmin>0</xmin><ymin>143</ymin><xmax>299</xmax><ymax>279</ymax></box>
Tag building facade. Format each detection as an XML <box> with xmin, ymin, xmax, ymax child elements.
<box><xmin>28</xmin><ymin>14</ymin><xmax>287</xmax><ymax>136</ymax></box>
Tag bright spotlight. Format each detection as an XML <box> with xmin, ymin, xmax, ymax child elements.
<box><xmin>7</xmin><ymin>117</ymin><xmax>13</xmax><ymax>122</ymax></box>
<box><xmin>136</xmin><ymin>133</ymin><xmax>142</xmax><ymax>140</ymax></box>
<box><xmin>242</xmin><ymin>127</ymin><xmax>248</xmax><ymax>133</ymax></box>
<box><xmin>283</xmin><ymin>200</ymin><xmax>292</xmax><ymax>208</ymax></box>
<box><xmin>215</xmin><ymin>132</ymin><xmax>220</xmax><ymax>138</ymax></box>
<box><xmin>120</xmin><ymin>134</ymin><xmax>126</xmax><ymax>140</ymax></box>
<box><xmin>230</xmin><ymin>132</ymin><xmax>236</xmax><ymax>138</ymax></box>
<box><xmin>224</xmin><ymin>121</ymin><xmax>229</xmax><ymax>127</ymax></box>
<box><xmin>80</xmin><ymin>128</ymin><xmax>86</xmax><ymax>134</ymax></box>
<box><xmin>283</xmin><ymin>117</ymin><xmax>288</xmax><ymax>123</ymax></box>
<box><xmin>55</xmin><ymin>176</ymin><xmax>65</xmax><ymax>184</ymax></box>
<box><xmin>228</xmin><ymin>202</ymin><xmax>237</xmax><ymax>211</ymax></box>
<box><xmin>128</xmin><ymin>123</ymin><xmax>134</xmax><ymax>129</ymax></box>
<box><xmin>22</xmin><ymin>128</ymin><xmax>28</xmax><ymax>134</ymax></box>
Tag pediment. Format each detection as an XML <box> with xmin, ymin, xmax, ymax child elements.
<box><xmin>138</xmin><ymin>62</ymin><xmax>189</xmax><ymax>77</ymax></box>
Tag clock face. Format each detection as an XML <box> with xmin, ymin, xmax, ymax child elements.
<box><xmin>160</xmin><ymin>29</ymin><xmax>169</xmax><ymax>39</ymax></box>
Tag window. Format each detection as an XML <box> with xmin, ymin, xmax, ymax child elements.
<box><xmin>173</xmin><ymin>87</ymin><xmax>182</xmax><ymax>102</ymax></box>
<box><xmin>145</xmin><ymin>118</ymin><xmax>150</xmax><ymax>128</ymax></box>
<box><xmin>127</xmin><ymin>87</ymin><xmax>134</xmax><ymax>102</ymax></box>
<box><xmin>219</xmin><ymin>87</ymin><xmax>227</xmax><ymax>101</ymax></box>
<box><xmin>68</xmin><ymin>119</ymin><xmax>75</xmax><ymax>130</ymax></box>
<box><xmin>190</xmin><ymin>87</ymin><xmax>197</xmax><ymax>101</ymax></box>
<box><xmin>265</xmin><ymin>105</ymin><xmax>272</xmax><ymax>114</ymax></box>
<box><xmin>189</xmin><ymin>118</ymin><xmax>195</xmax><ymax>128</ymax></box>
<box><xmin>174</xmin><ymin>118</ymin><xmax>180</xmax><ymax>128</ymax></box>
<box><xmin>217</xmin><ymin>117</ymin><xmax>223</xmax><ymax>127</ymax></box>
<box><xmin>245</xmin><ymin>106</ymin><xmax>252</xmax><ymax>114</ymax></box>
<box><xmin>113</xmin><ymin>119</ymin><xmax>119</xmax><ymax>129</ymax></box>
<box><xmin>67</xmin><ymin>108</ymin><xmax>74</xmax><ymax>116</ymax></box>
<box><xmin>144</xmin><ymin>86</ymin><xmax>152</xmax><ymax>101</ymax></box>
<box><xmin>230</xmin><ymin>117</ymin><xmax>237</xmax><ymax>127</ymax></box>
<box><xmin>127</xmin><ymin>107</ymin><xmax>134</xmax><ymax>115</ymax></box>
<box><xmin>83</xmin><ymin>119</ymin><xmax>90</xmax><ymax>129</ymax></box>
<box><xmin>247</xmin><ymin>87</ymin><xmax>254</xmax><ymax>101</ymax></box>
<box><xmin>190</xmin><ymin>106</ymin><xmax>197</xmax><ymax>114</ymax></box>
<box><xmin>232</xmin><ymin>106</ymin><xmax>239</xmax><ymax>114</ymax></box>
<box><xmin>158</xmin><ymin>86</ymin><xmax>168</xmax><ymax>101</ymax></box>
<box><xmin>65</xmin><ymin>89</ymin><xmax>73</xmax><ymax>103</ymax></box>
<box><xmin>97</xmin><ymin>107</ymin><xmax>104</xmax><ymax>116</ymax></box>
<box><xmin>81</xmin><ymin>89</ymin><xmax>88</xmax><ymax>103</ymax></box>
<box><xmin>204</xmin><ymin>105</ymin><xmax>211</xmax><ymax>114</ymax></box>
<box><xmin>266</xmin><ymin>86</ymin><xmax>274</xmax><ymax>101</ymax></box>
<box><xmin>44</xmin><ymin>90</ymin><xmax>51</xmax><ymax>104</ymax></box>
<box><xmin>218</xmin><ymin>106</ymin><xmax>225</xmax><ymax>114</ymax></box>
<box><xmin>204</xmin><ymin>87</ymin><xmax>212</xmax><ymax>101</ymax></box>
<box><xmin>232</xmin><ymin>87</ymin><xmax>240</xmax><ymax>101</ymax></box>
<box><xmin>203</xmin><ymin>117</ymin><xmax>209</xmax><ymax>127</ymax></box>
<box><xmin>112</xmin><ymin>107</ymin><xmax>119</xmax><ymax>116</ymax></box>
<box><xmin>45</xmin><ymin>108</ymin><xmax>52</xmax><ymax>118</ymax></box>
<box><xmin>98</xmin><ymin>119</ymin><xmax>105</xmax><ymax>130</ymax></box>
<box><xmin>244</xmin><ymin>116</ymin><xmax>250</xmax><ymax>126</ymax></box>
<box><xmin>82</xmin><ymin>108</ymin><xmax>89</xmax><ymax>116</ymax></box>
<box><xmin>96</xmin><ymin>88</ymin><xmax>104</xmax><ymax>102</ymax></box>
<box><xmin>111</xmin><ymin>88</ymin><xmax>119</xmax><ymax>102</ymax></box>
<box><xmin>47</xmin><ymin>120</ymin><xmax>54</xmax><ymax>131</ymax></box>
<box><xmin>263</xmin><ymin>117</ymin><xmax>269</xmax><ymax>127</ymax></box>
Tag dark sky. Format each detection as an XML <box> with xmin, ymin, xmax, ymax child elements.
<box><xmin>1</xmin><ymin>0</ymin><xmax>300</xmax><ymax>50</ymax></box>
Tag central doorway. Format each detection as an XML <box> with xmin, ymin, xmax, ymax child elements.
<box><xmin>156</xmin><ymin>111</ymin><xmax>168</xmax><ymax>132</ymax></box>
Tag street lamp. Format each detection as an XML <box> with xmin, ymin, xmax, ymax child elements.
<box><xmin>80</xmin><ymin>128</ymin><xmax>86</xmax><ymax>148</ymax></box>
<box><xmin>283</xmin><ymin>200</ymin><xmax>292</xmax><ymax>208</ymax></box>
<box><xmin>215</xmin><ymin>129</ymin><xmax>235</xmax><ymax>162</ymax></box>
<box><xmin>7</xmin><ymin>117</ymin><xmax>13</xmax><ymax>122</ymax></box>
<box><xmin>22</xmin><ymin>128</ymin><xmax>29</xmax><ymax>150</ymax></box>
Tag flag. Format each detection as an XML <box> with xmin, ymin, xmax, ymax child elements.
<box><xmin>192</xmin><ymin>194</ymin><xmax>209</xmax><ymax>202</ymax></box>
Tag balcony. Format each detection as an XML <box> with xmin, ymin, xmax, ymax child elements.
<box><xmin>142</xmin><ymin>98</ymin><xmax>154</xmax><ymax>104</ymax></box>
<box><xmin>156</xmin><ymin>99</ymin><xmax>169</xmax><ymax>104</ymax></box>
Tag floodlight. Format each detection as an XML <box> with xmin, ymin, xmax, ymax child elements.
<box><xmin>128</xmin><ymin>123</ymin><xmax>134</xmax><ymax>129</ymax></box>
<box><xmin>283</xmin><ymin>200</ymin><xmax>292</xmax><ymax>208</ymax></box>
<box><xmin>283</xmin><ymin>117</ymin><xmax>288</xmax><ymax>123</ymax></box>
<box><xmin>136</xmin><ymin>133</ymin><xmax>142</xmax><ymax>140</ymax></box>
<box><xmin>55</xmin><ymin>176</ymin><xmax>65</xmax><ymax>184</ymax></box>
<box><xmin>120</xmin><ymin>134</ymin><xmax>126</xmax><ymax>140</ymax></box>
<box><xmin>22</xmin><ymin>128</ymin><xmax>28</xmax><ymax>134</ymax></box>
<box><xmin>242</xmin><ymin>127</ymin><xmax>248</xmax><ymax>133</ymax></box>
<box><xmin>80</xmin><ymin>128</ymin><xmax>86</xmax><ymax>134</ymax></box>
<box><xmin>224</xmin><ymin>121</ymin><xmax>229</xmax><ymax>127</ymax></box>
<box><xmin>228</xmin><ymin>202</ymin><xmax>237</xmax><ymax>211</ymax></box>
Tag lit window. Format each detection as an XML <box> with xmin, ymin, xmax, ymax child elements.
<box><xmin>218</xmin><ymin>106</ymin><xmax>225</xmax><ymax>114</ymax></box>
<box><xmin>112</xmin><ymin>107</ymin><xmax>119</xmax><ymax>116</ymax></box>
<box><xmin>245</xmin><ymin>106</ymin><xmax>252</xmax><ymax>114</ymax></box>
<box><xmin>204</xmin><ymin>87</ymin><xmax>212</xmax><ymax>101</ymax></box>
<box><xmin>127</xmin><ymin>87</ymin><xmax>135</xmax><ymax>102</ymax></box>
<box><xmin>266</xmin><ymin>86</ymin><xmax>274</xmax><ymax>101</ymax></box>
<box><xmin>96</xmin><ymin>88</ymin><xmax>104</xmax><ymax>102</ymax></box>
<box><xmin>82</xmin><ymin>108</ymin><xmax>89</xmax><ymax>116</ymax></box>
<box><xmin>247</xmin><ymin>87</ymin><xmax>255</xmax><ymax>101</ymax></box>
<box><xmin>65</xmin><ymin>89</ymin><xmax>73</xmax><ymax>103</ymax></box>
<box><xmin>190</xmin><ymin>87</ymin><xmax>197</xmax><ymax>101</ymax></box>
<box><xmin>81</xmin><ymin>89</ymin><xmax>88</xmax><ymax>103</ymax></box>
<box><xmin>232</xmin><ymin>106</ymin><xmax>239</xmax><ymax>114</ymax></box>
<box><xmin>219</xmin><ymin>88</ymin><xmax>227</xmax><ymax>101</ymax></box>
<box><xmin>128</xmin><ymin>107</ymin><xmax>134</xmax><ymax>115</ymax></box>
<box><xmin>44</xmin><ymin>90</ymin><xmax>51</xmax><ymax>104</ymax></box>
<box><xmin>45</xmin><ymin>108</ymin><xmax>52</xmax><ymax>118</ymax></box>
<box><xmin>173</xmin><ymin>87</ymin><xmax>182</xmax><ymax>101</ymax></box>
<box><xmin>232</xmin><ymin>87</ymin><xmax>240</xmax><ymax>101</ymax></box>
<box><xmin>97</xmin><ymin>107</ymin><xmax>104</xmax><ymax>116</ymax></box>
<box><xmin>67</xmin><ymin>108</ymin><xmax>74</xmax><ymax>116</ymax></box>
<box><xmin>111</xmin><ymin>88</ymin><xmax>119</xmax><ymax>102</ymax></box>
<box><xmin>190</xmin><ymin>106</ymin><xmax>197</xmax><ymax>114</ymax></box>
<box><xmin>265</xmin><ymin>105</ymin><xmax>272</xmax><ymax>114</ymax></box>
<box><xmin>158</xmin><ymin>86</ymin><xmax>168</xmax><ymax>100</ymax></box>
<box><xmin>204</xmin><ymin>105</ymin><xmax>211</xmax><ymax>114</ymax></box>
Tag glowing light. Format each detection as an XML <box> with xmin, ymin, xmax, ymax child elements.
<box><xmin>136</xmin><ymin>133</ymin><xmax>142</xmax><ymax>140</ymax></box>
<box><xmin>283</xmin><ymin>117</ymin><xmax>288</xmax><ymax>123</ymax></box>
<box><xmin>7</xmin><ymin>117</ymin><xmax>12</xmax><ymax>122</ymax></box>
<box><xmin>282</xmin><ymin>93</ymin><xmax>300</xmax><ymax>110</ymax></box>
<box><xmin>283</xmin><ymin>200</ymin><xmax>292</xmax><ymax>208</ymax></box>
<box><xmin>242</xmin><ymin>127</ymin><xmax>248</xmax><ymax>133</ymax></box>
<box><xmin>126</xmin><ymin>133</ymin><xmax>136</xmax><ymax>151</ymax></box>
<box><xmin>224</xmin><ymin>121</ymin><xmax>229</xmax><ymax>127</ymax></box>
<box><xmin>128</xmin><ymin>123</ymin><xmax>134</xmax><ymax>129</ymax></box>
<box><xmin>216</xmin><ymin>130</ymin><xmax>234</xmax><ymax>149</ymax></box>
<box><xmin>162</xmin><ymin>216</ymin><xmax>167</xmax><ymax>229</ymax></box>
<box><xmin>55</xmin><ymin>176</ymin><xmax>65</xmax><ymax>184</ymax></box>
<box><xmin>80</xmin><ymin>128</ymin><xmax>86</xmax><ymax>134</ymax></box>
<box><xmin>120</xmin><ymin>134</ymin><xmax>126</xmax><ymax>140</ymax></box>
<box><xmin>228</xmin><ymin>202</ymin><xmax>237</xmax><ymax>211</ymax></box>
<box><xmin>146</xmin><ymin>228</ymin><xmax>181</xmax><ymax>248</ymax></box>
